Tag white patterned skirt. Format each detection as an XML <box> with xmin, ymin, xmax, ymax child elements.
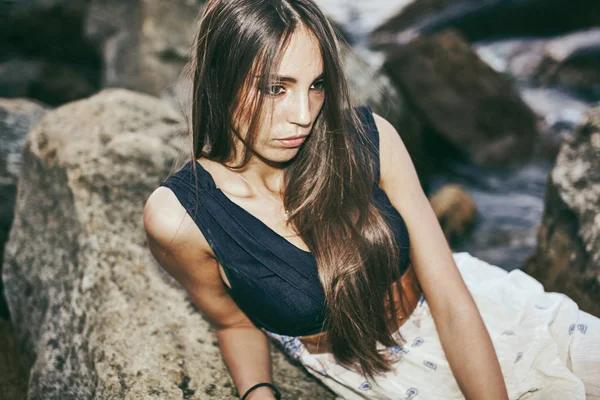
<box><xmin>263</xmin><ymin>252</ymin><xmax>600</xmax><ymax>400</ymax></box>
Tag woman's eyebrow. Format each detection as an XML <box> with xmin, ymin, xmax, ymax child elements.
<box><xmin>256</xmin><ymin>73</ymin><xmax>324</xmax><ymax>83</ymax></box>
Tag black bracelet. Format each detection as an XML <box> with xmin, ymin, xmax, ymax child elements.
<box><xmin>240</xmin><ymin>382</ymin><xmax>281</xmax><ymax>400</ymax></box>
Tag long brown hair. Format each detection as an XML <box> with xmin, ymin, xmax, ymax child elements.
<box><xmin>183</xmin><ymin>0</ymin><xmax>406</xmax><ymax>380</ymax></box>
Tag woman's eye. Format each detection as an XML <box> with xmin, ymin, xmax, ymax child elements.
<box><xmin>311</xmin><ymin>81</ymin><xmax>325</xmax><ymax>91</ymax></box>
<box><xmin>262</xmin><ymin>81</ymin><xmax>324</xmax><ymax>96</ymax></box>
<box><xmin>264</xmin><ymin>84</ymin><xmax>285</xmax><ymax>96</ymax></box>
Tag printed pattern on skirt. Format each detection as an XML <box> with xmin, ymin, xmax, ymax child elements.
<box><xmin>264</xmin><ymin>252</ymin><xmax>600</xmax><ymax>400</ymax></box>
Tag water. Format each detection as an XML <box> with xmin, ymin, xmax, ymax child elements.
<box><xmin>428</xmin><ymin>160</ymin><xmax>553</xmax><ymax>271</ymax></box>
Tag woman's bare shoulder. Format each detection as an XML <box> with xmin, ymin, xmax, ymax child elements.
<box><xmin>143</xmin><ymin>187</ymin><xmax>255</xmax><ymax>329</ymax></box>
<box><xmin>143</xmin><ymin>186</ymin><xmax>216</xmax><ymax>263</ymax></box>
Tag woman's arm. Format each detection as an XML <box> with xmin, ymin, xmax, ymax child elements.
<box><xmin>143</xmin><ymin>187</ymin><xmax>276</xmax><ymax>400</ymax></box>
<box><xmin>373</xmin><ymin>113</ymin><xmax>509</xmax><ymax>400</ymax></box>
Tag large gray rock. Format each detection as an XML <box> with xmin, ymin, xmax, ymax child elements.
<box><xmin>2</xmin><ymin>89</ymin><xmax>335</xmax><ymax>399</ymax></box>
<box><xmin>524</xmin><ymin>106</ymin><xmax>600</xmax><ymax>318</ymax></box>
<box><xmin>383</xmin><ymin>30</ymin><xmax>539</xmax><ymax>167</ymax></box>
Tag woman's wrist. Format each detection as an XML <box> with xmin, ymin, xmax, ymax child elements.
<box><xmin>241</xmin><ymin>382</ymin><xmax>280</xmax><ymax>400</ymax></box>
<box><xmin>243</xmin><ymin>386</ymin><xmax>277</xmax><ymax>399</ymax></box>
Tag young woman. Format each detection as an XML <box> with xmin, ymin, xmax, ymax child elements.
<box><xmin>143</xmin><ymin>0</ymin><xmax>600</xmax><ymax>399</ymax></box>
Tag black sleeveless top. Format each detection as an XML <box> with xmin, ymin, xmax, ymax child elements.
<box><xmin>160</xmin><ymin>105</ymin><xmax>411</xmax><ymax>336</ymax></box>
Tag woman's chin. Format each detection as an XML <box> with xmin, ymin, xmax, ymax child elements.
<box><xmin>259</xmin><ymin>148</ymin><xmax>302</xmax><ymax>165</ymax></box>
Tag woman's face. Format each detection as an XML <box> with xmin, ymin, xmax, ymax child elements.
<box><xmin>235</xmin><ymin>26</ymin><xmax>326</xmax><ymax>163</ymax></box>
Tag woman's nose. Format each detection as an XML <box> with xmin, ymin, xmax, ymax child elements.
<box><xmin>289</xmin><ymin>92</ymin><xmax>312</xmax><ymax>126</ymax></box>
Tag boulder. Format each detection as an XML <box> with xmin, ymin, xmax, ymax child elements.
<box><xmin>383</xmin><ymin>30</ymin><xmax>539</xmax><ymax>167</ymax></box>
<box><xmin>524</xmin><ymin>106</ymin><xmax>600</xmax><ymax>318</ymax></box>
<box><xmin>2</xmin><ymin>89</ymin><xmax>335</xmax><ymax>399</ymax></box>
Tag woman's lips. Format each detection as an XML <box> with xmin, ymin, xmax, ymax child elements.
<box><xmin>276</xmin><ymin>136</ymin><xmax>307</xmax><ymax>147</ymax></box>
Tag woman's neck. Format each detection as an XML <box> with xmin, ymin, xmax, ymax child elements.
<box><xmin>222</xmin><ymin>158</ymin><xmax>286</xmax><ymax>195</ymax></box>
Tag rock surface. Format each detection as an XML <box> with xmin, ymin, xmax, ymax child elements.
<box><xmin>383</xmin><ymin>30</ymin><xmax>539</xmax><ymax>167</ymax></box>
<box><xmin>2</xmin><ymin>89</ymin><xmax>335</xmax><ymax>399</ymax></box>
<box><xmin>524</xmin><ymin>106</ymin><xmax>600</xmax><ymax>318</ymax></box>
<box><xmin>0</xmin><ymin>98</ymin><xmax>49</xmax><ymax>320</ymax></box>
